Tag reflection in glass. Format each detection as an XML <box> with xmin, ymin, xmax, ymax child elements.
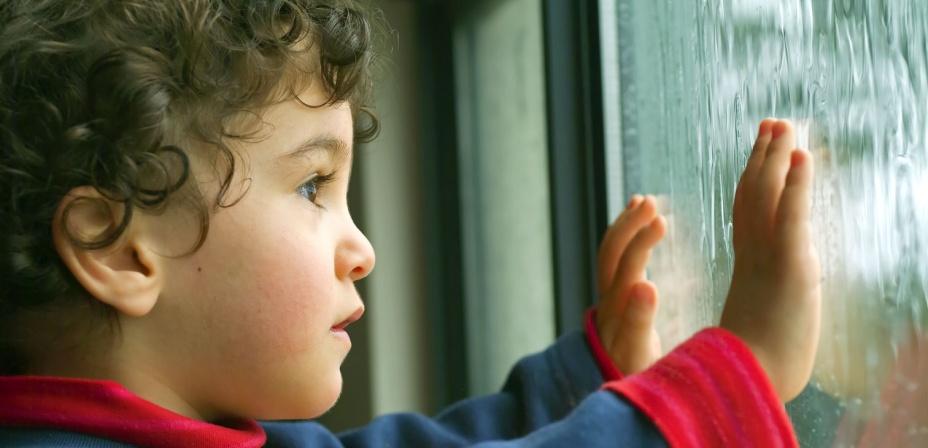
<box><xmin>610</xmin><ymin>0</ymin><xmax>928</xmax><ymax>445</ymax></box>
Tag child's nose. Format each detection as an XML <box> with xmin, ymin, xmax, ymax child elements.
<box><xmin>337</xmin><ymin>218</ymin><xmax>375</xmax><ymax>281</ymax></box>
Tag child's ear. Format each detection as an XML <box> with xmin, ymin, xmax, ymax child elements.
<box><xmin>52</xmin><ymin>186</ymin><xmax>163</xmax><ymax>317</ymax></box>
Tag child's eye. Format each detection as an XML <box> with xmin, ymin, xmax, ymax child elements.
<box><xmin>296</xmin><ymin>173</ymin><xmax>334</xmax><ymax>207</ymax></box>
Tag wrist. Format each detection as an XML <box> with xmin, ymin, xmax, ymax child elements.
<box><xmin>584</xmin><ymin>307</ymin><xmax>624</xmax><ymax>381</ymax></box>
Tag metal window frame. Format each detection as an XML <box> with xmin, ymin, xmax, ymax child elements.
<box><xmin>541</xmin><ymin>0</ymin><xmax>610</xmax><ymax>335</ymax></box>
<box><xmin>417</xmin><ymin>2</ymin><xmax>470</xmax><ymax>411</ymax></box>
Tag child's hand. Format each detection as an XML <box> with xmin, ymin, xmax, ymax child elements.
<box><xmin>596</xmin><ymin>195</ymin><xmax>667</xmax><ymax>376</ymax></box>
<box><xmin>720</xmin><ymin>118</ymin><xmax>821</xmax><ymax>403</ymax></box>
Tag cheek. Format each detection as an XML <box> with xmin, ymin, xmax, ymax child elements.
<box><xmin>235</xmin><ymin>236</ymin><xmax>334</xmax><ymax>354</ymax></box>
<box><xmin>185</xmin><ymin>220</ymin><xmax>334</xmax><ymax>364</ymax></box>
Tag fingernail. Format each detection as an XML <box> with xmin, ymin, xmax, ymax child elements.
<box><xmin>790</xmin><ymin>150</ymin><xmax>804</xmax><ymax>168</ymax></box>
<box><xmin>757</xmin><ymin>120</ymin><xmax>773</xmax><ymax>138</ymax></box>
<box><xmin>631</xmin><ymin>284</ymin><xmax>651</xmax><ymax>306</ymax></box>
<box><xmin>771</xmin><ymin>121</ymin><xmax>787</xmax><ymax>139</ymax></box>
<box><xmin>626</xmin><ymin>195</ymin><xmax>641</xmax><ymax>210</ymax></box>
<box><xmin>641</xmin><ymin>195</ymin><xmax>654</xmax><ymax>209</ymax></box>
<box><xmin>628</xmin><ymin>289</ymin><xmax>652</xmax><ymax>320</ymax></box>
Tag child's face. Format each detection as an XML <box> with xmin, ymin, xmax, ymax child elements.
<box><xmin>134</xmin><ymin>83</ymin><xmax>375</xmax><ymax>420</ymax></box>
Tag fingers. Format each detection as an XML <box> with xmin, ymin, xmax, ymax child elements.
<box><xmin>613</xmin><ymin>281</ymin><xmax>663</xmax><ymax>375</ymax></box>
<box><xmin>596</xmin><ymin>196</ymin><xmax>665</xmax><ymax>365</ymax></box>
<box><xmin>734</xmin><ymin>118</ymin><xmax>776</xmax><ymax>250</ymax></box>
<box><xmin>743</xmin><ymin>118</ymin><xmax>778</xmax><ymax>183</ymax></box>
<box><xmin>774</xmin><ymin>149</ymin><xmax>814</xmax><ymax>261</ymax></box>
<box><xmin>754</xmin><ymin>120</ymin><xmax>797</xmax><ymax>239</ymax></box>
<box><xmin>597</xmin><ymin>195</ymin><xmax>657</xmax><ymax>295</ymax></box>
<box><xmin>597</xmin><ymin>210</ymin><xmax>665</xmax><ymax>347</ymax></box>
<box><xmin>606</xmin><ymin>214</ymin><xmax>667</xmax><ymax>317</ymax></box>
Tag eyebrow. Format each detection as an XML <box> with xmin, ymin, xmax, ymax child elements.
<box><xmin>279</xmin><ymin>134</ymin><xmax>352</xmax><ymax>166</ymax></box>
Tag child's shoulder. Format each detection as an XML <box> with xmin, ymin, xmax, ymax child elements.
<box><xmin>0</xmin><ymin>428</ymin><xmax>134</xmax><ymax>448</ymax></box>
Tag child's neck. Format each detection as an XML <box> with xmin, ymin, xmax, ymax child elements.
<box><xmin>28</xmin><ymin>341</ymin><xmax>210</xmax><ymax>421</ymax></box>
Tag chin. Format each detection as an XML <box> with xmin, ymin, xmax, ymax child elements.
<box><xmin>255</xmin><ymin>372</ymin><xmax>343</xmax><ymax>420</ymax></box>
<box><xmin>260</xmin><ymin>394</ymin><xmax>341</xmax><ymax>420</ymax></box>
<box><xmin>300</xmin><ymin>373</ymin><xmax>344</xmax><ymax>420</ymax></box>
<box><xmin>307</xmin><ymin>386</ymin><xmax>343</xmax><ymax>419</ymax></box>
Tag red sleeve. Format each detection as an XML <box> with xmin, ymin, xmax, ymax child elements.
<box><xmin>583</xmin><ymin>307</ymin><xmax>624</xmax><ymax>382</ymax></box>
<box><xmin>605</xmin><ymin>327</ymin><xmax>798</xmax><ymax>448</ymax></box>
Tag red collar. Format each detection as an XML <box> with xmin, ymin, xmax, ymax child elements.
<box><xmin>0</xmin><ymin>376</ymin><xmax>266</xmax><ymax>448</ymax></box>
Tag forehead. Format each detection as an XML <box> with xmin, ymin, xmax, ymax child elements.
<box><xmin>276</xmin><ymin>134</ymin><xmax>351</xmax><ymax>170</ymax></box>
<box><xmin>244</xmin><ymin>85</ymin><xmax>355</xmax><ymax>164</ymax></box>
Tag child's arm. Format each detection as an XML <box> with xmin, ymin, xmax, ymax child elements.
<box><xmin>262</xmin><ymin>330</ymin><xmax>670</xmax><ymax>447</ymax></box>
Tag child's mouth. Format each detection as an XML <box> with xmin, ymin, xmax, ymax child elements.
<box><xmin>331</xmin><ymin>306</ymin><xmax>365</xmax><ymax>340</ymax></box>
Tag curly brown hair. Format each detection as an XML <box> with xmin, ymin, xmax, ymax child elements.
<box><xmin>0</xmin><ymin>0</ymin><xmax>382</xmax><ymax>374</ymax></box>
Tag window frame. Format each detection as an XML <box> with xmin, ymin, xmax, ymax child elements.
<box><xmin>541</xmin><ymin>0</ymin><xmax>610</xmax><ymax>335</ymax></box>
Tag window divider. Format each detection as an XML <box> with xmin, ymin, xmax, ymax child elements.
<box><xmin>541</xmin><ymin>0</ymin><xmax>610</xmax><ymax>335</ymax></box>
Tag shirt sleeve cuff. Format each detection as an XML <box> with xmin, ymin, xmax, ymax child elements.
<box><xmin>583</xmin><ymin>307</ymin><xmax>624</xmax><ymax>382</ymax></box>
<box><xmin>604</xmin><ymin>327</ymin><xmax>798</xmax><ymax>448</ymax></box>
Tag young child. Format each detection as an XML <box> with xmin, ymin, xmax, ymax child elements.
<box><xmin>0</xmin><ymin>1</ymin><xmax>820</xmax><ymax>446</ymax></box>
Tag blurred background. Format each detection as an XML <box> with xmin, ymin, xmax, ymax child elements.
<box><xmin>322</xmin><ymin>1</ymin><xmax>928</xmax><ymax>446</ymax></box>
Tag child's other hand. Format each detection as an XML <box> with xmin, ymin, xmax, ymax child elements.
<box><xmin>596</xmin><ymin>195</ymin><xmax>667</xmax><ymax>376</ymax></box>
<box><xmin>720</xmin><ymin>118</ymin><xmax>821</xmax><ymax>403</ymax></box>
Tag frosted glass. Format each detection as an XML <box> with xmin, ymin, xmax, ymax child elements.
<box><xmin>611</xmin><ymin>0</ymin><xmax>928</xmax><ymax>445</ymax></box>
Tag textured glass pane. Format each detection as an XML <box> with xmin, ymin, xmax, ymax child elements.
<box><xmin>612</xmin><ymin>0</ymin><xmax>928</xmax><ymax>446</ymax></box>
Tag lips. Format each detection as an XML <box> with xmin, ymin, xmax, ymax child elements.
<box><xmin>332</xmin><ymin>306</ymin><xmax>364</xmax><ymax>332</ymax></box>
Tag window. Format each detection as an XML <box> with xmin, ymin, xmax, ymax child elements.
<box><xmin>602</xmin><ymin>0</ymin><xmax>928</xmax><ymax>445</ymax></box>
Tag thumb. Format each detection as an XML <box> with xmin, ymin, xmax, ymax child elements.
<box><xmin>615</xmin><ymin>281</ymin><xmax>661</xmax><ymax>375</ymax></box>
<box><xmin>622</xmin><ymin>282</ymin><xmax>657</xmax><ymax>330</ymax></box>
